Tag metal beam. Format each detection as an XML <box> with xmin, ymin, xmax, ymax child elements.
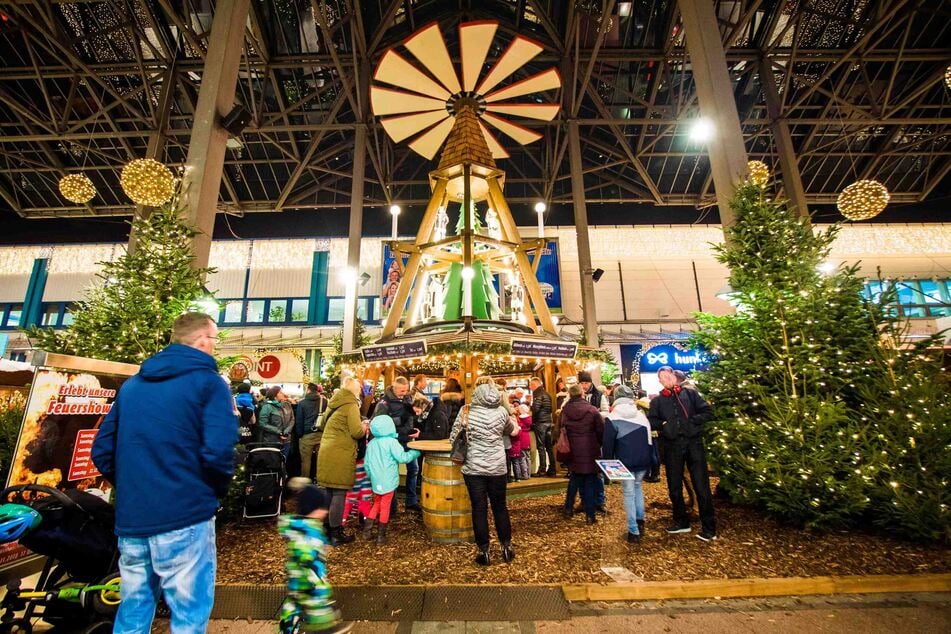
<box><xmin>759</xmin><ymin>57</ymin><xmax>809</xmax><ymax>218</ymax></box>
<box><xmin>342</xmin><ymin>123</ymin><xmax>366</xmax><ymax>352</ymax></box>
<box><xmin>568</xmin><ymin>120</ymin><xmax>599</xmax><ymax>348</ymax></box>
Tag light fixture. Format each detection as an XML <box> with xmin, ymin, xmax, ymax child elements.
<box><xmin>359</xmin><ymin>272</ymin><xmax>371</xmax><ymax>286</ymax></box>
<box><xmin>534</xmin><ymin>201</ymin><xmax>546</xmax><ymax>213</ymax></box>
<box><xmin>58</xmin><ymin>173</ymin><xmax>97</xmax><ymax>204</ymax></box>
<box><xmin>389</xmin><ymin>204</ymin><xmax>401</xmax><ymax>239</ymax></box>
<box><xmin>817</xmin><ymin>261</ymin><xmax>836</xmax><ymax>275</ymax></box>
<box><xmin>389</xmin><ymin>204</ymin><xmax>401</xmax><ymax>216</ymax></box>
<box><xmin>837</xmin><ymin>179</ymin><xmax>889</xmax><ymax>221</ymax></box>
<box><xmin>688</xmin><ymin>117</ymin><xmax>714</xmax><ymax>143</ymax></box>
<box><xmin>120</xmin><ymin>158</ymin><xmax>175</xmax><ymax>206</ymax></box>
<box><xmin>461</xmin><ymin>266</ymin><xmax>475</xmax><ymax>280</ymax></box>
<box><xmin>340</xmin><ymin>267</ymin><xmax>358</xmax><ymax>285</ymax></box>
<box><xmin>535</xmin><ymin>201</ymin><xmax>547</xmax><ymax>238</ymax></box>
<box><xmin>592</xmin><ymin>268</ymin><xmax>605</xmax><ymax>282</ymax></box>
<box><xmin>747</xmin><ymin>160</ymin><xmax>769</xmax><ymax>186</ymax></box>
<box><xmin>945</xmin><ymin>64</ymin><xmax>951</xmax><ymax>90</ymax></box>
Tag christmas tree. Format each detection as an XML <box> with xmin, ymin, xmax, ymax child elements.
<box><xmin>27</xmin><ymin>199</ymin><xmax>214</xmax><ymax>364</ymax></box>
<box><xmin>693</xmin><ymin>181</ymin><xmax>950</xmax><ymax>539</ymax></box>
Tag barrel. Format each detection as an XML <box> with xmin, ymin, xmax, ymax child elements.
<box><xmin>420</xmin><ymin>452</ymin><xmax>473</xmax><ymax>543</ymax></box>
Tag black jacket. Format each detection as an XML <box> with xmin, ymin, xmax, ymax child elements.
<box><xmin>374</xmin><ymin>387</ymin><xmax>414</xmax><ymax>445</ymax></box>
<box><xmin>531</xmin><ymin>386</ymin><xmax>553</xmax><ymax>427</ymax></box>
<box><xmin>440</xmin><ymin>391</ymin><xmax>465</xmax><ymax>427</ymax></box>
<box><xmin>647</xmin><ymin>387</ymin><xmax>713</xmax><ymax>441</ymax></box>
<box><xmin>295</xmin><ymin>393</ymin><xmax>327</xmax><ymax>438</ymax></box>
<box><xmin>415</xmin><ymin>397</ymin><xmax>451</xmax><ymax>441</ymax></box>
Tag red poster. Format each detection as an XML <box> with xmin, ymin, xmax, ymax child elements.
<box><xmin>66</xmin><ymin>428</ymin><xmax>101</xmax><ymax>481</ymax></box>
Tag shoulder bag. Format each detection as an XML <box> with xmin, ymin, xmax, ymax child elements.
<box><xmin>450</xmin><ymin>405</ymin><xmax>470</xmax><ymax>465</ymax></box>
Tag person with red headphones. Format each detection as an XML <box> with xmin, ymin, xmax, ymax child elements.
<box><xmin>647</xmin><ymin>366</ymin><xmax>718</xmax><ymax>541</ymax></box>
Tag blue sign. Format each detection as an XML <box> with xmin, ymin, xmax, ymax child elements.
<box><xmin>637</xmin><ymin>344</ymin><xmax>709</xmax><ymax>373</ymax></box>
<box><xmin>528</xmin><ymin>240</ymin><xmax>563</xmax><ymax>313</ymax></box>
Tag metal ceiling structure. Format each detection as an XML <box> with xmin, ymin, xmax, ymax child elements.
<box><xmin>0</xmin><ymin>0</ymin><xmax>949</xmax><ymax>220</ymax></box>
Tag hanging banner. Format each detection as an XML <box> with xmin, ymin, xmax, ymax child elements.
<box><xmin>381</xmin><ymin>244</ymin><xmax>410</xmax><ymax>317</ymax></box>
<box><xmin>225</xmin><ymin>351</ymin><xmax>305</xmax><ymax>384</ymax></box>
<box><xmin>362</xmin><ymin>339</ymin><xmax>428</xmax><ymax>363</ymax></box>
<box><xmin>528</xmin><ymin>239</ymin><xmax>563</xmax><ymax>314</ymax></box>
<box><xmin>511</xmin><ymin>338</ymin><xmax>577</xmax><ymax>359</ymax></box>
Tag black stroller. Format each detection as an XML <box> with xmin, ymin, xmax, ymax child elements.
<box><xmin>243</xmin><ymin>443</ymin><xmax>287</xmax><ymax>520</ymax></box>
<box><xmin>0</xmin><ymin>484</ymin><xmax>120</xmax><ymax>633</ymax></box>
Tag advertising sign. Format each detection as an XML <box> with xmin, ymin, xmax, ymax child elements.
<box><xmin>510</xmin><ymin>339</ymin><xmax>577</xmax><ymax>359</ymax></box>
<box><xmin>527</xmin><ymin>239</ymin><xmax>563</xmax><ymax>313</ymax></box>
<box><xmin>225</xmin><ymin>351</ymin><xmax>304</xmax><ymax>384</ymax></box>
<box><xmin>637</xmin><ymin>343</ymin><xmax>708</xmax><ymax>373</ymax></box>
<box><xmin>361</xmin><ymin>339</ymin><xmax>428</xmax><ymax>363</ymax></box>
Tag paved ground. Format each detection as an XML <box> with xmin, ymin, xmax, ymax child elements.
<box><xmin>152</xmin><ymin>593</ymin><xmax>950</xmax><ymax>633</ymax></box>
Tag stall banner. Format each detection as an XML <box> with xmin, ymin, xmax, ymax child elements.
<box><xmin>362</xmin><ymin>339</ymin><xmax>427</xmax><ymax>363</ymax></box>
<box><xmin>6</xmin><ymin>366</ymin><xmax>130</xmax><ymax>497</ymax></box>
<box><xmin>527</xmin><ymin>240</ymin><xmax>563</xmax><ymax>313</ymax></box>
<box><xmin>382</xmin><ymin>244</ymin><xmax>410</xmax><ymax>316</ymax></box>
<box><xmin>225</xmin><ymin>351</ymin><xmax>304</xmax><ymax>384</ymax></box>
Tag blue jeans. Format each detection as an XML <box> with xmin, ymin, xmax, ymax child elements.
<box><xmin>114</xmin><ymin>518</ymin><xmax>216</xmax><ymax>633</ymax></box>
<box><xmin>620</xmin><ymin>470</ymin><xmax>647</xmax><ymax>534</ymax></box>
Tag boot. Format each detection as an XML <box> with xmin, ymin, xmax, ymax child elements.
<box><xmin>362</xmin><ymin>518</ymin><xmax>375</xmax><ymax>541</ymax></box>
<box><xmin>474</xmin><ymin>545</ymin><xmax>491</xmax><ymax>566</ymax></box>
<box><xmin>376</xmin><ymin>523</ymin><xmax>388</xmax><ymax>545</ymax></box>
<box><xmin>501</xmin><ymin>542</ymin><xmax>515</xmax><ymax>563</ymax></box>
<box><xmin>330</xmin><ymin>526</ymin><xmax>355</xmax><ymax>546</ymax></box>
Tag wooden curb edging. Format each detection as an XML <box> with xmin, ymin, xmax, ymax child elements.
<box><xmin>562</xmin><ymin>573</ymin><xmax>951</xmax><ymax>601</ymax></box>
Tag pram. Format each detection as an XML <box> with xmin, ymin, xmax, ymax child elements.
<box><xmin>0</xmin><ymin>484</ymin><xmax>120</xmax><ymax>633</ymax></box>
<box><xmin>243</xmin><ymin>442</ymin><xmax>287</xmax><ymax>520</ymax></box>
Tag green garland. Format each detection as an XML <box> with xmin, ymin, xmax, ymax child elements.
<box><xmin>336</xmin><ymin>339</ymin><xmax>612</xmax><ymax>366</ymax></box>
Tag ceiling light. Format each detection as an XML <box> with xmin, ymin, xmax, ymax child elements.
<box><xmin>688</xmin><ymin>118</ymin><xmax>714</xmax><ymax>143</ymax></box>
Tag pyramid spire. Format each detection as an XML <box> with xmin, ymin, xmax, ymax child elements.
<box><xmin>437</xmin><ymin>103</ymin><xmax>496</xmax><ymax>171</ymax></box>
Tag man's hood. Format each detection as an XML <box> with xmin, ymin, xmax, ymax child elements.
<box><xmin>138</xmin><ymin>344</ymin><xmax>217</xmax><ymax>381</ymax></box>
<box><xmin>610</xmin><ymin>399</ymin><xmax>649</xmax><ymax>424</ymax></box>
<box><xmin>472</xmin><ymin>383</ymin><xmax>501</xmax><ymax>408</ymax></box>
<box><xmin>369</xmin><ymin>415</ymin><xmax>397</xmax><ymax>438</ymax></box>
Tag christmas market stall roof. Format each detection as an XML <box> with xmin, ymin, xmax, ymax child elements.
<box><xmin>0</xmin><ymin>0</ymin><xmax>949</xmax><ymax>223</ymax></box>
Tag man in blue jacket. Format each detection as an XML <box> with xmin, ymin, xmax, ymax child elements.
<box><xmin>92</xmin><ymin>312</ymin><xmax>237</xmax><ymax>633</ymax></box>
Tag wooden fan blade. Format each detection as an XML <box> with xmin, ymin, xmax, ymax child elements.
<box><xmin>475</xmin><ymin>35</ymin><xmax>544</xmax><ymax>96</ymax></box>
<box><xmin>408</xmin><ymin>116</ymin><xmax>455</xmax><ymax>160</ymax></box>
<box><xmin>403</xmin><ymin>22</ymin><xmax>461</xmax><ymax>95</ymax></box>
<box><xmin>459</xmin><ymin>21</ymin><xmax>498</xmax><ymax>93</ymax></box>
<box><xmin>374</xmin><ymin>50</ymin><xmax>452</xmax><ymax>100</ymax></box>
<box><xmin>482</xmin><ymin>112</ymin><xmax>543</xmax><ymax>145</ymax></box>
<box><xmin>485</xmin><ymin>68</ymin><xmax>561</xmax><ymax>103</ymax></box>
<box><xmin>486</xmin><ymin>103</ymin><xmax>560</xmax><ymax>121</ymax></box>
<box><xmin>478</xmin><ymin>122</ymin><xmax>510</xmax><ymax>159</ymax></box>
<box><xmin>370</xmin><ymin>85</ymin><xmax>446</xmax><ymax>116</ymax></box>
<box><xmin>381</xmin><ymin>111</ymin><xmax>450</xmax><ymax>143</ymax></box>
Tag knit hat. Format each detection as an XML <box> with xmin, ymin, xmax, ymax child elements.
<box><xmin>297</xmin><ymin>484</ymin><xmax>330</xmax><ymax>516</ymax></box>
<box><xmin>577</xmin><ymin>371</ymin><xmax>593</xmax><ymax>383</ymax></box>
<box><xmin>517</xmin><ymin>403</ymin><xmax>530</xmax><ymax>416</ymax></box>
<box><xmin>612</xmin><ymin>385</ymin><xmax>635</xmax><ymax>400</ymax></box>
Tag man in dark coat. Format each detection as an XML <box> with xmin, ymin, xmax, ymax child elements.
<box><xmin>374</xmin><ymin>376</ymin><xmax>420</xmax><ymax>512</ymax></box>
<box><xmin>647</xmin><ymin>365</ymin><xmax>717</xmax><ymax>541</ymax></box>
<box><xmin>296</xmin><ymin>383</ymin><xmax>327</xmax><ymax>482</ymax></box>
<box><xmin>560</xmin><ymin>384</ymin><xmax>605</xmax><ymax>523</ymax></box>
<box><xmin>529</xmin><ymin>377</ymin><xmax>555</xmax><ymax>476</ymax></box>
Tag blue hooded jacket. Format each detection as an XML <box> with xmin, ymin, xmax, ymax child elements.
<box><xmin>364</xmin><ymin>415</ymin><xmax>420</xmax><ymax>495</ymax></box>
<box><xmin>92</xmin><ymin>344</ymin><xmax>238</xmax><ymax>537</ymax></box>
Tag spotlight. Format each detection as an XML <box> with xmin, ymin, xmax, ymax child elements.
<box><xmin>389</xmin><ymin>204</ymin><xmax>401</xmax><ymax>216</ymax></box>
<box><xmin>340</xmin><ymin>267</ymin><xmax>358</xmax><ymax>285</ymax></box>
<box><xmin>461</xmin><ymin>266</ymin><xmax>475</xmax><ymax>280</ymax></box>
<box><xmin>592</xmin><ymin>268</ymin><xmax>605</xmax><ymax>283</ymax></box>
<box><xmin>688</xmin><ymin>117</ymin><xmax>714</xmax><ymax>143</ymax></box>
<box><xmin>534</xmin><ymin>201</ymin><xmax>547</xmax><ymax>213</ymax></box>
<box><xmin>221</xmin><ymin>105</ymin><xmax>252</xmax><ymax>136</ymax></box>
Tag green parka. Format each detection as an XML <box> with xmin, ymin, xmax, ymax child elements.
<box><xmin>315</xmin><ymin>389</ymin><xmax>366</xmax><ymax>490</ymax></box>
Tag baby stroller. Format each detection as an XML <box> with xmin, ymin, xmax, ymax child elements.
<box><xmin>243</xmin><ymin>442</ymin><xmax>287</xmax><ymax>520</ymax></box>
<box><xmin>0</xmin><ymin>484</ymin><xmax>120</xmax><ymax>633</ymax></box>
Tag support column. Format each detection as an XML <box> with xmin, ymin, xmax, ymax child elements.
<box><xmin>180</xmin><ymin>0</ymin><xmax>250</xmax><ymax>269</ymax></box>
<box><xmin>758</xmin><ymin>57</ymin><xmax>810</xmax><ymax>218</ymax></box>
<box><xmin>568</xmin><ymin>120</ymin><xmax>599</xmax><ymax>348</ymax></box>
<box><xmin>342</xmin><ymin>124</ymin><xmax>367</xmax><ymax>352</ymax></box>
<box><xmin>678</xmin><ymin>0</ymin><xmax>748</xmax><ymax>228</ymax></box>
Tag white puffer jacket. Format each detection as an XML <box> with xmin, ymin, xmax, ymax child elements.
<box><xmin>450</xmin><ymin>384</ymin><xmax>513</xmax><ymax>476</ymax></box>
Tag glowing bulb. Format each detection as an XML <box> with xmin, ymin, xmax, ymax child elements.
<box><xmin>340</xmin><ymin>267</ymin><xmax>358</xmax><ymax>285</ymax></box>
<box><xmin>688</xmin><ymin>118</ymin><xmax>714</xmax><ymax>143</ymax></box>
<box><xmin>817</xmin><ymin>261</ymin><xmax>836</xmax><ymax>275</ymax></box>
<box><xmin>389</xmin><ymin>204</ymin><xmax>401</xmax><ymax>216</ymax></box>
<box><xmin>534</xmin><ymin>201</ymin><xmax>547</xmax><ymax>213</ymax></box>
<box><xmin>461</xmin><ymin>266</ymin><xmax>475</xmax><ymax>280</ymax></box>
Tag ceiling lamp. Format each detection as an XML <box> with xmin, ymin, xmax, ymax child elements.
<box><xmin>747</xmin><ymin>160</ymin><xmax>769</xmax><ymax>186</ymax></box>
<box><xmin>945</xmin><ymin>64</ymin><xmax>951</xmax><ymax>90</ymax></box>
<box><xmin>58</xmin><ymin>173</ymin><xmax>96</xmax><ymax>204</ymax></box>
<box><xmin>837</xmin><ymin>179</ymin><xmax>890</xmax><ymax>221</ymax></box>
<box><xmin>120</xmin><ymin>158</ymin><xmax>175</xmax><ymax>206</ymax></box>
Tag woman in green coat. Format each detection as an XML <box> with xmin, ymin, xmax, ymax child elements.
<box><xmin>316</xmin><ymin>377</ymin><xmax>368</xmax><ymax>545</ymax></box>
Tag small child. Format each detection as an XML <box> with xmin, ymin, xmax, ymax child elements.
<box><xmin>279</xmin><ymin>481</ymin><xmax>352</xmax><ymax>633</ymax></box>
<box><xmin>343</xmin><ymin>431</ymin><xmax>373</xmax><ymax>526</ymax></box>
<box><xmin>515</xmin><ymin>404</ymin><xmax>533</xmax><ymax>480</ymax></box>
<box><xmin>363</xmin><ymin>415</ymin><xmax>421</xmax><ymax>544</ymax></box>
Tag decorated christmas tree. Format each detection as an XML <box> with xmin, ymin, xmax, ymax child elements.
<box><xmin>693</xmin><ymin>181</ymin><xmax>950</xmax><ymax>539</ymax></box>
<box><xmin>27</xmin><ymin>199</ymin><xmax>214</xmax><ymax>364</ymax></box>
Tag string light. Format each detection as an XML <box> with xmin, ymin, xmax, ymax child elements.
<box><xmin>945</xmin><ymin>64</ymin><xmax>951</xmax><ymax>90</ymax></box>
<box><xmin>120</xmin><ymin>158</ymin><xmax>175</xmax><ymax>206</ymax></box>
<box><xmin>837</xmin><ymin>179</ymin><xmax>890</xmax><ymax>221</ymax></box>
<box><xmin>747</xmin><ymin>160</ymin><xmax>769</xmax><ymax>186</ymax></box>
<box><xmin>58</xmin><ymin>173</ymin><xmax>97</xmax><ymax>204</ymax></box>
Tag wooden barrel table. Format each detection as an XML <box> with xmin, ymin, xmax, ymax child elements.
<box><xmin>408</xmin><ymin>440</ymin><xmax>473</xmax><ymax>543</ymax></box>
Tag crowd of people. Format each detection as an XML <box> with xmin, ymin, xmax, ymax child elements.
<box><xmin>90</xmin><ymin>311</ymin><xmax>719</xmax><ymax>633</ymax></box>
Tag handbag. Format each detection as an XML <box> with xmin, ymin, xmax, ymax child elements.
<box><xmin>450</xmin><ymin>405</ymin><xmax>470</xmax><ymax>465</ymax></box>
<box><xmin>555</xmin><ymin>427</ymin><xmax>572</xmax><ymax>463</ymax></box>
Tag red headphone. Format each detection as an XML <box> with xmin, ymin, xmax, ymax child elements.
<box><xmin>661</xmin><ymin>385</ymin><xmax>682</xmax><ymax>397</ymax></box>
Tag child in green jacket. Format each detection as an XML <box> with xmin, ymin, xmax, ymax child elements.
<box><xmin>363</xmin><ymin>415</ymin><xmax>421</xmax><ymax>543</ymax></box>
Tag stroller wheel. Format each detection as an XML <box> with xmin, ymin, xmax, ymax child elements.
<box><xmin>90</xmin><ymin>574</ymin><xmax>121</xmax><ymax>616</ymax></box>
<box><xmin>80</xmin><ymin>621</ymin><xmax>113</xmax><ymax>634</ymax></box>
<box><xmin>0</xmin><ymin>619</ymin><xmax>32</xmax><ymax>633</ymax></box>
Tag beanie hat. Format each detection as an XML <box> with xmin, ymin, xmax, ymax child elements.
<box><xmin>297</xmin><ymin>484</ymin><xmax>330</xmax><ymax>516</ymax></box>
<box><xmin>612</xmin><ymin>385</ymin><xmax>635</xmax><ymax>401</ymax></box>
<box><xmin>577</xmin><ymin>371</ymin><xmax>593</xmax><ymax>383</ymax></box>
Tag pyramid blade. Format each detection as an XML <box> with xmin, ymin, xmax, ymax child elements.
<box><xmin>486</xmin><ymin>103</ymin><xmax>560</xmax><ymax>121</ymax></box>
<box><xmin>370</xmin><ymin>85</ymin><xmax>446</xmax><ymax>116</ymax></box>
<box><xmin>478</xmin><ymin>122</ymin><xmax>511</xmax><ymax>159</ymax></box>
<box><xmin>381</xmin><ymin>111</ymin><xmax>450</xmax><ymax>143</ymax></box>
<box><xmin>482</xmin><ymin>112</ymin><xmax>542</xmax><ymax>145</ymax></box>
<box><xmin>475</xmin><ymin>35</ymin><xmax>544</xmax><ymax>96</ymax></box>
<box><xmin>408</xmin><ymin>116</ymin><xmax>455</xmax><ymax>160</ymax></box>
<box><xmin>374</xmin><ymin>50</ymin><xmax>452</xmax><ymax>100</ymax></box>
<box><xmin>459</xmin><ymin>21</ymin><xmax>498</xmax><ymax>92</ymax></box>
<box><xmin>485</xmin><ymin>68</ymin><xmax>561</xmax><ymax>103</ymax></box>
<box><xmin>404</xmin><ymin>22</ymin><xmax>461</xmax><ymax>95</ymax></box>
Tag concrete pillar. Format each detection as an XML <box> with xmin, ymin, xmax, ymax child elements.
<box><xmin>568</xmin><ymin>120</ymin><xmax>599</xmax><ymax>348</ymax></box>
<box><xmin>180</xmin><ymin>0</ymin><xmax>250</xmax><ymax>269</ymax></box>
<box><xmin>759</xmin><ymin>57</ymin><xmax>810</xmax><ymax>219</ymax></box>
<box><xmin>678</xmin><ymin>0</ymin><xmax>748</xmax><ymax>228</ymax></box>
<box><xmin>342</xmin><ymin>124</ymin><xmax>367</xmax><ymax>352</ymax></box>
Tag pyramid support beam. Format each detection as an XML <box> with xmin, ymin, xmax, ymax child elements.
<box><xmin>568</xmin><ymin>120</ymin><xmax>599</xmax><ymax>348</ymax></box>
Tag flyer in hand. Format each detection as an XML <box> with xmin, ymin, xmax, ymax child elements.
<box><xmin>596</xmin><ymin>459</ymin><xmax>635</xmax><ymax>481</ymax></box>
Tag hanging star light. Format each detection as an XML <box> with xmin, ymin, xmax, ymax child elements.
<box><xmin>120</xmin><ymin>158</ymin><xmax>175</xmax><ymax>206</ymax></box>
<box><xmin>747</xmin><ymin>160</ymin><xmax>770</xmax><ymax>186</ymax></box>
<box><xmin>58</xmin><ymin>173</ymin><xmax>97</xmax><ymax>204</ymax></box>
<box><xmin>837</xmin><ymin>179</ymin><xmax>890</xmax><ymax>221</ymax></box>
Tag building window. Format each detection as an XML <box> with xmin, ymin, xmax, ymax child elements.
<box><xmin>245</xmin><ymin>300</ymin><xmax>266</xmax><ymax>323</ymax></box>
<box><xmin>289</xmin><ymin>299</ymin><xmax>309</xmax><ymax>322</ymax></box>
<box><xmin>222</xmin><ymin>300</ymin><xmax>243</xmax><ymax>324</ymax></box>
<box><xmin>41</xmin><ymin>305</ymin><xmax>61</xmax><ymax>326</ymax></box>
<box><xmin>267</xmin><ymin>299</ymin><xmax>289</xmax><ymax>323</ymax></box>
<box><xmin>5</xmin><ymin>305</ymin><xmax>22</xmax><ymax>328</ymax></box>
